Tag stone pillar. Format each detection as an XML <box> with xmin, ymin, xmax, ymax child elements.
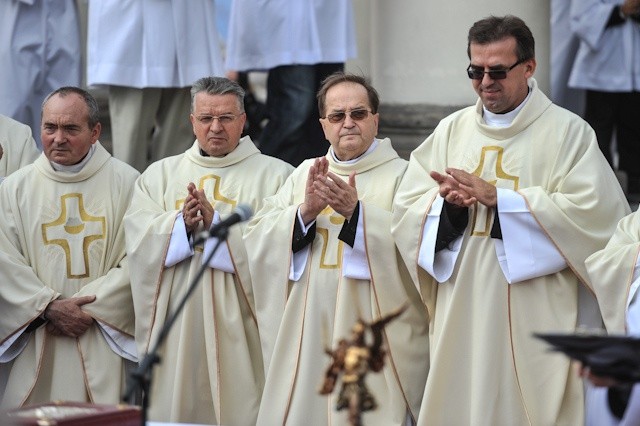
<box><xmin>349</xmin><ymin>1</ymin><xmax>551</xmax><ymax>157</ymax></box>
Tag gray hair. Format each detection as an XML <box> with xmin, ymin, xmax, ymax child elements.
<box><xmin>42</xmin><ymin>87</ymin><xmax>101</xmax><ymax>128</ymax></box>
<box><xmin>190</xmin><ymin>77</ymin><xmax>245</xmax><ymax>112</ymax></box>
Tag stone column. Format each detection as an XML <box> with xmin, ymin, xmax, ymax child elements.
<box><xmin>349</xmin><ymin>1</ymin><xmax>551</xmax><ymax>157</ymax></box>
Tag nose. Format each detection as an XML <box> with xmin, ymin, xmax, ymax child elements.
<box><xmin>343</xmin><ymin>114</ymin><xmax>356</xmax><ymax>128</ymax></box>
<box><xmin>481</xmin><ymin>71</ymin><xmax>496</xmax><ymax>85</ymax></box>
<box><xmin>52</xmin><ymin>129</ymin><xmax>67</xmax><ymax>143</ymax></box>
<box><xmin>209</xmin><ymin>118</ymin><xmax>224</xmax><ymax>132</ymax></box>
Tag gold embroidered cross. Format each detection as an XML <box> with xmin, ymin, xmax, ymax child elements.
<box><xmin>42</xmin><ymin>193</ymin><xmax>106</xmax><ymax>278</ymax></box>
<box><xmin>470</xmin><ymin>146</ymin><xmax>519</xmax><ymax>236</ymax></box>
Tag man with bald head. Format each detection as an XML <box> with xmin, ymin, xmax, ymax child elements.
<box><xmin>245</xmin><ymin>72</ymin><xmax>429</xmax><ymax>425</ymax></box>
<box><xmin>0</xmin><ymin>87</ymin><xmax>139</xmax><ymax>408</ymax></box>
<box><xmin>392</xmin><ymin>15</ymin><xmax>629</xmax><ymax>425</ymax></box>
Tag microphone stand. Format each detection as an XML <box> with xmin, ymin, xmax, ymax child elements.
<box><xmin>123</xmin><ymin>227</ymin><xmax>229</xmax><ymax>426</ymax></box>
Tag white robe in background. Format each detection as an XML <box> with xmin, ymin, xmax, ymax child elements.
<box><xmin>87</xmin><ymin>0</ymin><xmax>224</xmax><ymax>88</ymax></box>
<box><xmin>550</xmin><ymin>0</ymin><xmax>585</xmax><ymax>114</ymax></box>
<box><xmin>0</xmin><ymin>0</ymin><xmax>81</xmax><ymax>147</ymax></box>
<box><xmin>225</xmin><ymin>0</ymin><xmax>357</xmax><ymax>71</ymax></box>
<box><xmin>568</xmin><ymin>0</ymin><xmax>640</xmax><ymax>92</ymax></box>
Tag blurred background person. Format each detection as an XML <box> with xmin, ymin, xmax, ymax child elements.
<box><xmin>568</xmin><ymin>0</ymin><xmax>640</xmax><ymax>197</ymax></box>
<box><xmin>225</xmin><ymin>0</ymin><xmax>357</xmax><ymax>166</ymax></box>
<box><xmin>86</xmin><ymin>0</ymin><xmax>225</xmax><ymax>172</ymax></box>
<box><xmin>0</xmin><ymin>0</ymin><xmax>81</xmax><ymax>148</ymax></box>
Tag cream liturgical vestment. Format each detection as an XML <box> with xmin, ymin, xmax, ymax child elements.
<box><xmin>392</xmin><ymin>80</ymin><xmax>629</xmax><ymax>426</ymax></box>
<box><xmin>124</xmin><ymin>137</ymin><xmax>292</xmax><ymax>425</ymax></box>
<box><xmin>586</xmin><ymin>210</ymin><xmax>640</xmax><ymax>335</ymax></box>
<box><xmin>244</xmin><ymin>138</ymin><xmax>429</xmax><ymax>425</ymax></box>
<box><xmin>0</xmin><ymin>114</ymin><xmax>40</xmax><ymax>179</ymax></box>
<box><xmin>0</xmin><ymin>143</ymin><xmax>139</xmax><ymax>407</ymax></box>
<box><xmin>584</xmin><ymin>210</ymin><xmax>640</xmax><ymax>426</ymax></box>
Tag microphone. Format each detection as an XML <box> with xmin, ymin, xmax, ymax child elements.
<box><xmin>196</xmin><ymin>204</ymin><xmax>253</xmax><ymax>241</ymax></box>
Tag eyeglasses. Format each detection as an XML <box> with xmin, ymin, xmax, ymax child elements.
<box><xmin>466</xmin><ymin>59</ymin><xmax>525</xmax><ymax>80</ymax></box>
<box><xmin>194</xmin><ymin>114</ymin><xmax>242</xmax><ymax>125</ymax></box>
<box><xmin>324</xmin><ymin>109</ymin><xmax>372</xmax><ymax>124</ymax></box>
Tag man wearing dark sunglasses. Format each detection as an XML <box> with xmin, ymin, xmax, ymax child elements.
<box><xmin>393</xmin><ymin>15</ymin><xmax>630</xmax><ymax>426</ymax></box>
<box><xmin>245</xmin><ymin>72</ymin><xmax>429</xmax><ymax>425</ymax></box>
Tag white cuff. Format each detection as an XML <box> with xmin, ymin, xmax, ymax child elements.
<box><xmin>0</xmin><ymin>326</ymin><xmax>29</xmax><ymax>363</ymax></box>
<box><xmin>203</xmin><ymin>210</ymin><xmax>235</xmax><ymax>274</ymax></box>
<box><xmin>290</xmin><ymin>245</ymin><xmax>310</xmax><ymax>281</ymax></box>
<box><xmin>297</xmin><ymin>207</ymin><xmax>316</xmax><ymax>234</ymax></box>
<box><xmin>418</xmin><ymin>196</ymin><xmax>463</xmax><ymax>282</ymax></box>
<box><xmin>97</xmin><ymin>321</ymin><xmax>137</xmax><ymax>362</ymax></box>
<box><xmin>165</xmin><ymin>213</ymin><xmax>195</xmax><ymax>267</ymax></box>
<box><xmin>342</xmin><ymin>203</ymin><xmax>371</xmax><ymax>280</ymax></box>
<box><xmin>495</xmin><ymin>188</ymin><xmax>566</xmax><ymax>283</ymax></box>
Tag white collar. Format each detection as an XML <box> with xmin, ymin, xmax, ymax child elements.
<box><xmin>50</xmin><ymin>143</ymin><xmax>96</xmax><ymax>172</ymax></box>
<box><xmin>329</xmin><ymin>138</ymin><xmax>379</xmax><ymax>164</ymax></box>
<box><xmin>483</xmin><ymin>87</ymin><xmax>532</xmax><ymax>128</ymax></box>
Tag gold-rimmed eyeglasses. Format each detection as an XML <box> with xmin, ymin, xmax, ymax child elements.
<box><xmin>194</xmin><ymin>114</ymin><xmax>242</xmax><ymax>125</ymax></box>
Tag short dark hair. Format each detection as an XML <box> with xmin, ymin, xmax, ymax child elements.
<box><xmin>317</xmin><ymin>72</ymin><xmax>380</xmax><ymax>118</ymax></box>
<box><xmin>42</xmin><ymin>87</ymin><xmax>100</xmax><ymax>128</ymax></box>
<box><xmin>190</xmin><ymin>76</ymin><xmax>245</xmax><ymax>112</ymax></box>
<box><xmin>467</xmin><ymin>15</ymin><xmax>535</xmax><ymax>62</ymax></box>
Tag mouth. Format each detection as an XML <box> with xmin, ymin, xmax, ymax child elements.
<box><xmin>481</xmin><ymin>84</ymin><xmax>500</xmax><ymax>94</ymax></box>
<box><xmin>340</xmin><ymin>132</ymin><xmax>360</xmax><ymax>138</ymax></box>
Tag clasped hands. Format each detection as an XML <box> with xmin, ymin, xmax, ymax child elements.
<box><xmin>44</xmin><ymin>295</ymin><xmax>96</xmax><ymax>338</ymax></box>
<box><xmin>299</xmin><ymin>157</ymin><xmax>358</xmax><ymax>225</ymax></box>
<box><xmin>183</xmin><ymin>182</ymin><xmax>214</xmax><ymax>234</ymax></box>
<box><xmin>430</xmin><ymin>168</ymin><xmax>497</xmax><ymax>208</ymax></box>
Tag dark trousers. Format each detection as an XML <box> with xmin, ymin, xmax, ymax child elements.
<box><xmin>584</xmin><ymin>90</ymin><xmax>640</xmax><ymax>190</ymax></box>
<box><xmin>259</xmin><ymin>63</ymin><xmax>344</xmax><ymax>166</ymax></box>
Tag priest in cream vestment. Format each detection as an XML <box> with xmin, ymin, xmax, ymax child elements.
<box><xmin>0</xmin><ymin>114</ymin><xmax>40</xmax><ymax>182</ymax></box>
<box><xmin>584</xmin><ymin>210</ymin><xmax>640</xmax><ymax>425</ymax></box>
<box><xmin>124</xmin><ymin>77</ymin><xmax>293</xmax><ymax>425</ymax></box>
<box><xmin>244</xmin><ymin>73</ymin><xmax>429</xmax><ymax>425</ymax></box>
<box><xmin>0</xmin><ymin>88</ymin><xmax>139</xmax><ymax>408</ymax></box>
<box><xmin>392</xmin><ymin>16</ymin><xmax>630</xmax><ymax>426</ymax></box>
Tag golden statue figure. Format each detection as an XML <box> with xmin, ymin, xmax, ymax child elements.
<box><xmin>319</xmin><ymin>304</ymin><xmax>407</xmax><ymax>426</ymax></box>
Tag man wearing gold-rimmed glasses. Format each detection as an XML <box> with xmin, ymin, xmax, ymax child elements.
<box><xmin>245</xmin><ymin>72</ymin><xmax>429</xmax><ymax>425</ymax></box>
<box><xmin>124</xmin><ymin>76</ymin><xmax>293</xmax><ymax>425</ymax></box>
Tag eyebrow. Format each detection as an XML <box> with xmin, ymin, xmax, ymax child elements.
<box><xmin>328</xmin><ymin>105</ymin><xmax>367</xmax><ymax>112</ymax></box>
<box><xmin>43</xmin><ymin>122</ymin><xmax>82</xmax><ymax>129</ymax></box>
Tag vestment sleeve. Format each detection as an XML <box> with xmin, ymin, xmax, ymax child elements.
<box><xmin>586</xmin><ymin>211</ymin><xmax>640</xmax><ymax>334</ymax></box>
<box><xmin>0</xmin><ymin>186</ymin><xmax>58</xmax><ymax>343</ymax></box>
<box><xmin>570</xmin><ymin>0</ymin><xmax>617</xmax><ymax>49</ymax></box>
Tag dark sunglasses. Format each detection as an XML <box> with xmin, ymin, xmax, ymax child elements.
<box><xmin>466</xmin><ymin>59</ymin><xmax>526</xmax><ymax>80</ymax></box>
<box><xmin>325</xmin><ymin>108</ymin><xmax>372</xmax><ymax>124</ymax></box>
